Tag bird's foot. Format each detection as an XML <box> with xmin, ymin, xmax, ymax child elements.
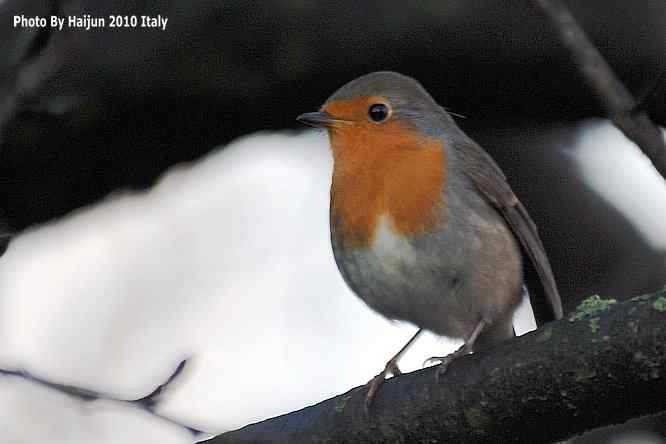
<box><xmin>364</xmin><ymin>358</ymin><xmax>402</xmax><ymax>415</ymax></box>
<box><xmin>423</xmin><ymin>342</ymin><xmax>474</xmax><ymax>380</ymax></box>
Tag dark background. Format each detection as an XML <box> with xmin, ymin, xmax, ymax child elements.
<box><xmin>1</xmin><ymin>1</ymin><xmax>665</xmax><ymax>439</ymax></box>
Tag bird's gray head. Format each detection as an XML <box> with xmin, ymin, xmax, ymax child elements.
<box><xmin>297</xmin><ymin>71</ymin><xmax>461</xmax><ymax>140</ymax></box>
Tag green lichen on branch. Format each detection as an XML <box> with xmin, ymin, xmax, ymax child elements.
<box><xmin>333</xmin><ymin>394</ymin><xmax>352</xmax><ymax>413</ymax></box>
<box><xmin>588</xmin><ymin>317</ymin><xmax>600</xmax><ymax>333</ymax></box>
<box><xmin>630</xmin><ymin>293</ymin><xmax>654</xmax><ymax>302</ymax></box>
<box><xmin>464</xmin><ymin>407</ymin><xmax>491</xmax><ymax>432</ymax></box>
<box><xmin>653</xmin><ymin>296</ymin><xmax>666</xmax><ymax>312</ymax></box>
<box><xmin>570</xmin><ymin>295</ymin><xmax>617</xmax><ymax>321</ymax></box>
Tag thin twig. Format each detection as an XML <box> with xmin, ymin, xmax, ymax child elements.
<box><xmin>633</xmin><ymin>70</ymin><xmax>666</xmax><ymax>115</ymax></box>
<box><xmin>0</xmin><ymin>1</ymin><xmax>63</xmax><ymax>144</ymax></box>
<box><xmin>0</xmin><ymin>359</ymin><xmax>202</xmax><ymax>436</ymax></box>
<box><xmin>533</xmin><ymin>0</ymin><xmax>666</xmax><ymax>180</ymax></box>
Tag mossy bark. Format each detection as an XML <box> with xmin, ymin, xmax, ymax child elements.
<box><xmin>206</xmin><ymin>291</ymin><xmax>666</xmax><ymax>444</ymax></box>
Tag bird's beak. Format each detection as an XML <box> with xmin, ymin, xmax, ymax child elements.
<box><xmin>296</xmin><ymin>111</ymin><xmax>341</xmax><ymax>128</ymax></box>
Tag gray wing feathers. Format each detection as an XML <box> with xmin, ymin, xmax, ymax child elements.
<box><xmin>457</xmin><ymin>140</ymin><xmax>563</xmax><ymax>322</ymax></box>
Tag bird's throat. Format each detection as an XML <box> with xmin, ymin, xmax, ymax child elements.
<box><xmin>329</xmin><ymin>122</ymin><xmax>447</xmax><ymax>248</ymax></box>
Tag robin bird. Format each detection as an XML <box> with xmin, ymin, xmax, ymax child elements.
<box><xmin>297</xmin><ymin>71</ymin><xmax>563</xmax><ymax>410</ymax></box>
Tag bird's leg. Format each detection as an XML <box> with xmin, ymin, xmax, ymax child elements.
<box><xmin>365</xmin><ymin>329</ymin><xmax>423</xmax><ymax>414</ymax></box>
<box><xmin>424</xmin><ymin>319</ymin><xmax>487</xmax><ymax>380</ymax></box>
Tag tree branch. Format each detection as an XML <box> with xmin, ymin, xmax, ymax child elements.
<box><xmin>205</xmin><ymin>292</ymin><xmax>666</xmax><ymax>443</ymax></box>
<box><xmin>633</xmin><ymin>70</ymin><xmax>666</xmax><ymax>116</ymax></box>
<box><xmin>0</xmin><ymin>359</ymin><xmax>201</xmax><ymax>436</ymax></box>
<box><xmin>532</xmin><ymin>0</ymin><xmax>666</xmax><ymax>180</ymax></box>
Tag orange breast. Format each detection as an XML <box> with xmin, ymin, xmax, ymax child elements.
<box><xmin>327</xmin><ymin>104</ymin><xmax>447</xmax><ymax>248</ymax></box>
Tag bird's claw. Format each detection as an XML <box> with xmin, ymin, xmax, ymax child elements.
<box><xmin>365</xmin><ymin>374</ymin><xmax>383</xmax><ymax>415</ymax></box>
<box><xmin>423</xmin><ymin>356</ymin><xmax>442</xmax><ymax>367</ymax></box>
<box><xmin>386</xmin><ymin>360</ymin><xmax>402</xmax><ymax>377</ymax></box>
<box><xmin>424</xmin><ymin>340</ymin><xmax>476</xmax><ymax>380</ymax></box>
<box><xmin>423</xmin><ymin>355</ymin><xmax>455</xmax><ymax>380</ymax></box>
<box><xmin>435</xmin><ymin>358</ymin><xmax>454</xmax><ymax>380</ymax></box>
<box><xmin>364</xmin><ymin>371</ymin><xmax>387</xmax><ymax>416</ymax></box>
<box><xmin>364</xmin><ymin>359</ymin><xmax>402</xmax><ymax>415</ymax></box>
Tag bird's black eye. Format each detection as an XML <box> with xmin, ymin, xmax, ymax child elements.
<box><xmin>368</xmin><ymin>103</ymin><xmax>389</xmax><ymax>122</ymax></box>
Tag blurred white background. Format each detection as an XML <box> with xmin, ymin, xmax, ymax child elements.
<box><xmin>0</xmin><ymin>121</ymin><xmax>663</xmax><ymax>443</ymax></box>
